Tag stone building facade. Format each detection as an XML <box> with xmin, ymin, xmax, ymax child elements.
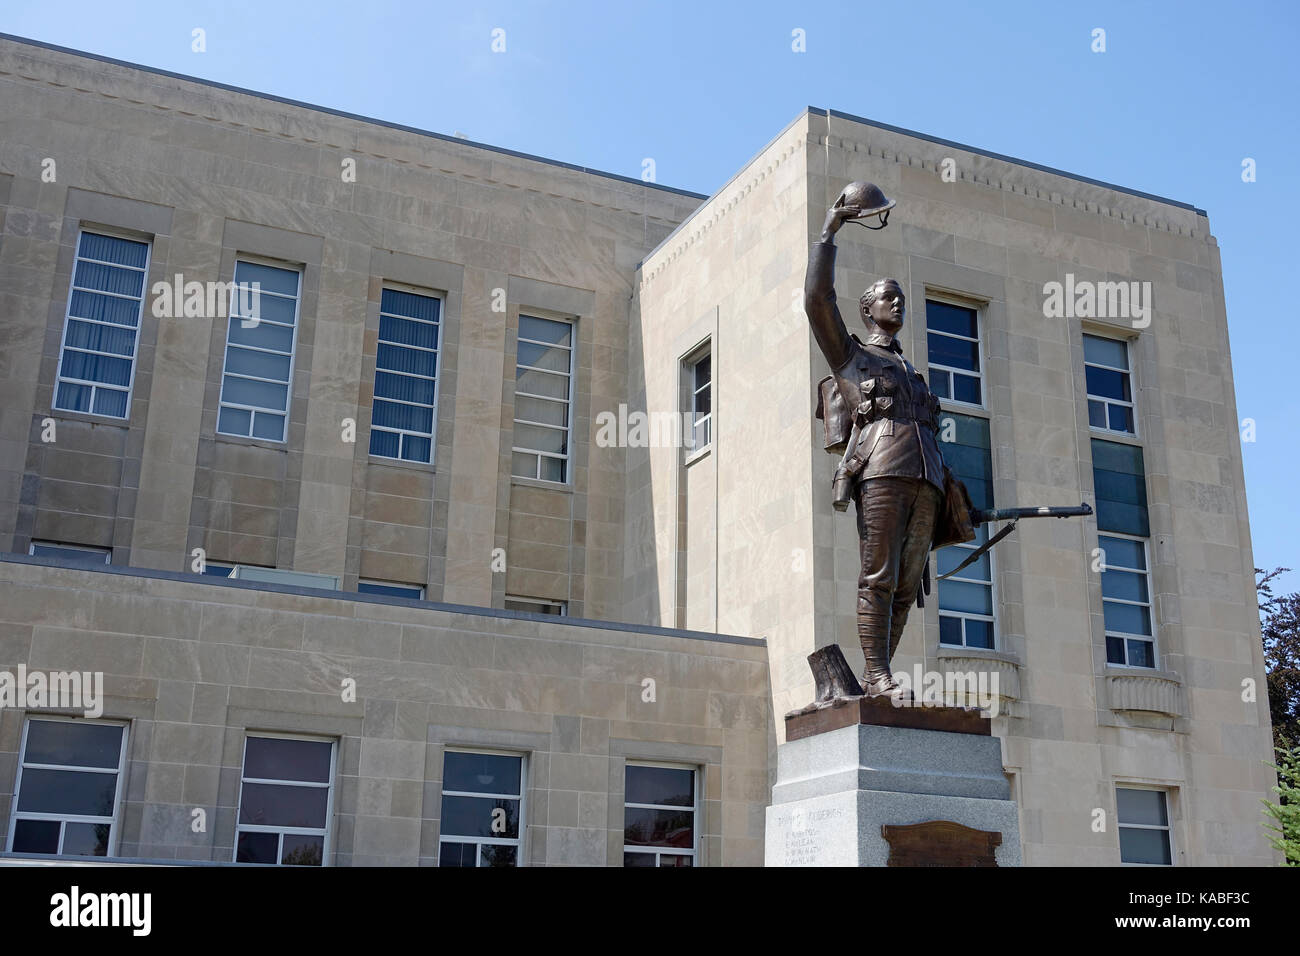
<box><xmin>0</xmin><ymin>34</ymin><xmax>1276</xmax><ymax>865</ymax></box>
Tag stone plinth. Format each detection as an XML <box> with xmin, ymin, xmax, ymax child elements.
<box><xmin>765</xmin><ymin>700</ymin><xmax>1021</xmax><ymax>866</ymax></box>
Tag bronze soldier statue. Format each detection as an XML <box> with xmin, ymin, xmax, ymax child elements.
<box><xmin>805</xmin><ymin>182</ymin><xmax>948</xmax><ymax>701</ymax></box>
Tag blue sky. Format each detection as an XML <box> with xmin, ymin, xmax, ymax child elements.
<box><xmin>4</xmin><ymin>0</ymin><xmax>1298</xmax><ymax>593</ymax></box>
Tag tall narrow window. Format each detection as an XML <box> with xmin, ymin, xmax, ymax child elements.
<box><xmin>54</xmin><ymin>231</ymin><xmax>150</xmax><ymax>419</ymax></box>
<box><xmin>623</xmin><ymin>763</ymin><xmax>697</xmax><ymax>867</ymax></box>
<box><xmin>1092</xmin><ymin>438</ymin><xmax>1154</xmax><ymax>667</ymax></box>
<box><xmin>1117</xmin><ymin>787</ymin><xmax>1172</xmax><ymax>865</ymax></box>
<box><xmin>512</xmin><ymin>315</ymin><xmax>573</xmax><ymax>483</ymax></box>
<box><xmin>925</xmin><ymin>299</ymin><xmax>982</xmax><ymax>407</ymax></box>
<box><xmin>7</xmin><ymin>718</ymin><xmax>128</xmax><ymax>858</ymax></box>
<box><xmin>1084</xmin><ymin>334</ymin><xmax>1135</xmax><ymax>434</ymax></box>
<box><xmin>937</xmin><ymin>413</ymin><xmax>995</xmax><ymax>649</ymax></box>
<box><xmin>217</xmin><ymin>260</ymin><xmax>301</xmax><ymax>442</ymax></box>
<box><xmin>235</xmin><ymin>734</ymin><xmax>335</xmax><ymax>866</ymax></box>
<box><xmin>689</xmin><ymin>351</ymin><xmax>711</xmax><ymax>452</ymax></box>
<box><xmin>438</xmin><ymin>751</ymin><xmax>525</xmax><ymax>867</ymax></box>
<box><xmin>370</xmin><ymin>288</ymin><xmax>441</xmax><ymax>463</ymax></box>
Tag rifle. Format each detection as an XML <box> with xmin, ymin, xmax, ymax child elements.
<box><xmin>937</xmin><ymin>502</ymin><xmax>1093</xmax><ymax>581</ymax></box>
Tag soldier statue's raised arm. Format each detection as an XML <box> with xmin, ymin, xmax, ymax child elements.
<box><xmin>805</xmin><ymin>182</ymin><xmax>948</xmax><ymax>701</ymax></box>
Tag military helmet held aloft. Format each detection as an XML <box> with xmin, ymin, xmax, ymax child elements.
<box><xmin>834</xmin><ymin>181</ymin><xmax>896</xmax><ymax>230</ymax></box>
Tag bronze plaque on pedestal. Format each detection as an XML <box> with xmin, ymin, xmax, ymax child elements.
<box><xmin>881</xmin><ymin>820</ymin><xmax>1002</xmax><ymax>866</ymax></box>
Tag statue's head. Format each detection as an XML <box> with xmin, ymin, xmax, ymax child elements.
<box><xmin>860</xmin><ymin>278</ymin><xmax>905</xmax><ymax>336</ymax></box>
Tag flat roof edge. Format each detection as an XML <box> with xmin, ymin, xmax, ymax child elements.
<box><xmin>0</xmin><ymin>553</ymin><xmax>765</xmax><ymax>648</ymax></box>
<box><xmin>816</xmin><ymin>107</ymin><xmax>1207</xmax><ymax>216</ymax></box>
<box><xmin>0</xmin><ymin>32</ymin><xmax>708</xmax><ymax>201</ymax></box>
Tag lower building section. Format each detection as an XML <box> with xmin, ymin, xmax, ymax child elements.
<box><xmin>0</xmin><ymin>557</ymin><xmax>770</xmax><ymax>866</ymax></box>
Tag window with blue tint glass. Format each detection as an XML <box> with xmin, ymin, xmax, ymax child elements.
<box><xmin>217</xmin><ymin>260</ymin><xmax>300</xmax><ymax>442</ymax></box>
<box><xmin>936</xmin><ymin>413</ymin><xmax>995</xmax><ymax>648</ymax></box>
<box><xmin>1091</xmin><ymin>439</ymin><xmax>1149</xmax><ymax>537</ymax></box>
<box><xmin>925</xmin><ymin>299</ymin><xmax>982</xmax><ymax>407</ymax></box>
<box><xmin>439</xmin><ymin>751</ymin><xmax>524</xmax><ymax>867</ymax></box>
<box><xmin>8</xmin><ymin>718</ymin><xmax>127</xmax><ymax>858</ymax></box>
<box><xmin>369</xmin><ymin>288</ymin><xmax>441</xmax><ymax>464</ymax></box>
<box><xmin>513</xmin><ymin>314</ymin><xmax>573</xmax><ymax>482</ymax></box>
<box><xmin>1084</xmin><ymin>334</ymin><xmax>1135</xmax><ymax>435</ymax></box>
<box><xmin>54</xmin><ymin>232</ymin><xmax>151</xmax><ymax>420</ymax></box>
<box><xmin>1099</xmin><ymin>533</ymin><xmax>1155</xmax><ymax>667</ymax></box>
<box><xmin>357</xmin><ymin>580</ymin><xmax>424</xmax><ymax>600</ymax></box>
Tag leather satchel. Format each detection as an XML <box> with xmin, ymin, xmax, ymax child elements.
<box><xmin>815</xmin><ymin>374</ymin><xmax>851</xmax><ymax>454</ymax></box>
<box><xmin>932</xmin><ymin>465</ymin><xmax>978</xmax><ymax>550</ymax></box>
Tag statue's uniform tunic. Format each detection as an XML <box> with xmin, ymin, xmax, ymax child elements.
<box><xmin>805</xmin><ymin>240</ymin><xmax>947</xmax><ymax>682</ymax></box>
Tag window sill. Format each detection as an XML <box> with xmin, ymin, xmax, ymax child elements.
<box><xmin>510</xmin><ymin>476</ymin><xmax>574</xmax><ymax>494</ymax></box>
<box><xmin>215</xmin><ymin>434</ymin><xmax>289</xmax><ymax>452</ymax></box>
<box><xmin>1105</xmin><ymin>668</ymin><xmax>1183</xmax><ymax>717</ymax></box>
<box><xmin>1089</xmin><ymin>428</ymin><xmax>1142</xmax><ymax>445</ymax></box>
<box><xmin>49</xmin><ymin>409</ymin><xmax>131</xmax><ymax>429</ymax></box>
<box><xmin>684</xmin><ymin>445</ymin><xmax>712</xmax><ymax>467</ymax></box>
<box><xmin>934</xmin><ymin>647</ymin><xmax>1022</xmax><ymax>701</ymax></box>
<box><xmin>368</xmin><ymin>455</ymin><xmax>437</xmax><ymax>475</ymax></box>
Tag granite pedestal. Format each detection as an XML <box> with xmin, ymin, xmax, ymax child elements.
<box><xmin>765</xmin><ymin>698</ymin><xmax>1022</xmax><ymax>866</ymax></box>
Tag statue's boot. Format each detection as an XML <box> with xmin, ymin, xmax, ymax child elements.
<box><xmin>859</xmin><ymin>630</ymin><xmax>910</xmax><ymax>702</ymax></box>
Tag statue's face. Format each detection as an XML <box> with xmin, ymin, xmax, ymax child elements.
<box><xmin>866</xmin><ymin>281</ymin><xmax>906</xmax><ymax>335</ymax></box>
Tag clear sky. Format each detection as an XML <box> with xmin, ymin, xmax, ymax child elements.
<box><xmin>4</xmin><ymin>0</ymin><xmax>1297</xmax><ymax>593</ymax></box>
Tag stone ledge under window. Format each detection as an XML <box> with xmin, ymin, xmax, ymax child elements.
<box><xmin>935</xmin><ymin>650</ymin><xmax>1021</xmax><ymax>702</ymax></box>
<box><xmin>1106</xmin><ymin>669</ymin><xmax>1184</xmax><ymax>717</ymax></box>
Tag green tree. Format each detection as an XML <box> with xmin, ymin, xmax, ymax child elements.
<box><xmin>1257</xmin><ymin>567</ymin><xmax>1300</xmax><ymax>749</ymax></box>
<box><xmin>1262</xmin><ymin>744</ymin><xmax>1300</xmax><ymax>866</ymax></box>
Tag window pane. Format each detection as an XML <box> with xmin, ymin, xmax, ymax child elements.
<box><xmin>659</xmin><ymin>854</ymin><xmax>693</xmax><ymax>867</ymax></box>
<box><xmin>518</xmin><ymin>340</ymin><xmax>570</xmax><ymax>372</ymax></box>
<box><xmin>358</xmin><ymin>581</ymin><xmax>423</xmax><ymax>599</ymax></box>
<box><xmin>25</xmin><ymin>720</ymin><xmax>123</xmax><ymax>769</ymax></box>
<box><xmin>623</xmin><ymin>807</ymin><xmax>694</xmax><ymax>848</ymax></box>
<box><xmin>939</xmin><ymin>615</ymin><xmax>963</xmax><ymax>646</ymax></box>
<box><xmin>1117</xmin><ymin>789</ymin><xmax>1168</xmax><ymax>829</ymax></box>
<box><xmin>930</xmin><ymin>371</ymin><xmax>950</xmax><ymax>400</ymax></box>
<box><xmin>519</xmin><ymin>315</ymin><xmax>571</xmax><ymax>346</ymax></box>
<box><xmin>92</xmin><ymin>388</ymin><xmax>126</xmax><ymax>420</ymax></box>
<box><xmin>1108</xmin><ymin>404</ymin><xmax>1134</xmax><ymax>433</ymax></box>
<box><xmin>693</xmin><ymin>355</ymin><xmax>710</xmax><ymax>391</ymax></box>
<box><xmin>225</xmin><ymin>346</ymin><xmax>291</xmax><ymax>382</ymax></box>
<box><xmin>1102</xmin><ymin>568</ymin><xmax>1149</xmax><ymax>603</ymax></box>
<box><xmin>1086</xmin><ymin>366</ymin><xmax>1131</xmax><ymax>402</ymax></box>
<box><xmin>515</xmin><ymin>423</ymin><xmax>567</xmax><ymax>455</ymax></box>
<box><xmin>515</xmin><ymin>395</ymin><xmax>568</xmax><ymax>427</ymax></box>
<box><xmin>379</xmin><ymin>314</ymin><xmax>439</xmax><ymax>350</ymax></box>
<box><xmin>625</xmin><ymin>766</ymin><xmax>694</xmax><ymax>807</ymax></box>
<box><xmin>439</xmin><ymin>842</ymin><xmax>477</xmax><ymax>867</ymax></box>
<box><xmin>217</xmin><ymin>406</ymin><xmax>252</xmax><ymax>437</ymax></box>
<box><xmin>937</xmin><ymin>547</ymin><xmax>989</xmax><ymax>581</ymax></box>
<box><xmin>251</xmin><ymin>412</ymin><xmax>286</xmax><ymax>442</ymax></box>
<box><xmin>1088</xmin><ymin>399</ymin><xmax>1107</xmax><ymax>429</ymax></box>
<box><xmin>374</xmin><ymin>370</ymin><xmax>436</xmax><ymax>406</ymax></box>
<box><xmin>539</xmin><ymin>455</ymin><xmax>566</xmax><ymax>482</ymax></box>
<box><xmin>370</xmin><ymin>429</ymin><xmax>400</xmax><ymax>458</ymax></box>
<box><xmin>223</xmin><ymin>377</ymin><xmax>288</xmax><ymax>412</ymax></box>
<box><xmin>228</xmin><ymin>317</ymin><xmax>294</xmax><ymax>352</ymax></box>
<box><xmin>953</xmin><ymin>373</ymin><xmax>982</xmax><ymax>405</ymax></box>
<box><xmin>237</xmin><ymin>783</ymin><xmax>329</xmax><ymax>828</ymax></box>
<box><xmin>55</xmin><ymin>382</ymin><xmax>92</xmax><ymax>412</ymax></box>
<box><xmin>624</xmin><ymin>851</ymin><xmax>656</xmax><ymax>867</ymax></box>
<box><xmin>439</xmin><ymin>795</ymin><xmax>521</xmax><ymax>839</ymax></box>
<box><xmin>236</xmin><ymin>831</ymin><xmax>279</xmax><ymax>864</ymax></box>
<box><xmin>1119</xmin><ymin>826</ymin><xmax>1171</xmax><ymax>865</ymax></box>
<box><xmin>234</xmin><ymin>261</ymin><xmax>300</xmax><ymax>297</ymax></box>
<box><xmin>235</xmin><ymin>292</ymin><xmax>296</xmax><ymax>326</ymax></box>
<box><xmin>65</xmin><ymin>319</ymin><xmax>137</xmax><ymax>357</ymax></box>
<box><xmin>16</xmin><ymin>769</ymin><xmax>117</xmax><ymax>816</ymax></box>
<box><xmin>1106</xmin><ymin>635</ymin><xmax>1126</xmax><ymax>664</ymax></box>
<box><xmin>73</xmin><ymin>260</ymin><xmax>144</xmax><ymax>298</ymax></box>
<box><xmin>377</xmin><ymin>343</ymin><xmax>436</xmax><ymax>377</ymax></box>
<box><xmin>511</xmin><ymin>451</ymin><xmax>538</xmax><ymax>479</ymax></box>
<box><xmin>61</xmin><ymin>822</ymin><xmax>111</xmax><ymax>857</ymax></box>
<box><xmin>11</xmin><ymin>819</ymin><xmax>61</xmax><ymax>854</ymax></box>
<box><xmin>938</xmin><ymin>579</ymin><xmax>993</xmax><ymax>616</ymax></box>
<box><xmin>1104</xmin><ymin>601</ymin><xmax>1152</xmax><ymax>636</ymax></box>
<box><xmin>479</xmin><ymin>845</ymin><xmax>518</xmax><ymax>867</ymax></box>
<box><xmin>80</xmin><ymin>232</ymin><xmax>149</xmax><ymax>269</ymax></box>
<box><xmin>516</xmin><ymin>367</ymin><xmax>569</xmax><ymax>400</ymax></box>
<box><xmin>400</xmin><ymin>434</ymin><xmax>431</xmax><ymax>462</ymax></box>
<box><xmin>443</xmin><ymin>752</ymin><xmax>522</xmax><ymax>795</ymax></box>
<box><xmin>372</xmin><ymin>400</ymin><xmax>433</xmax><ymax>433</ymax></box>
<box><xmin>926</xmin><ymin>301</ymin><xmax>977</xmax><ymax>338</ymax></box>
<box><xmin>280</xmin><ymin>834</ymin><xmax>324</xmax><ymax>866</ymax></box>
<box><xmin>1084</xmin><ymin>334</ymin><xmax>1128</xmax><ymax>369</ymax></box>
<box><xmin>1126</xmin><ymin>639</ymin><xmax>1155</xmax><ymax>668</ymax></box>
<box><xmin>61</xmin><ymin>350</ymin><xmax>132</xmax><ymax>387</ymax></box>
<box><xmin>381</xmin><ymin>288</ymin><xmax>440</xmax><ymax>322</ymax></box>
<box><xmin>928</xmin><ymin>334</ymin><xmax>980</xmax><ymax>372</ymax></box>
<box><xmin>244</xmin><ymin>737</ymin><xmax>333</xmax><ymax>783</ymax></box>
<box><xmin>963</xmin><ymin>618</ymin><xmax>994</xmax><ymax>649</ymax></box>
